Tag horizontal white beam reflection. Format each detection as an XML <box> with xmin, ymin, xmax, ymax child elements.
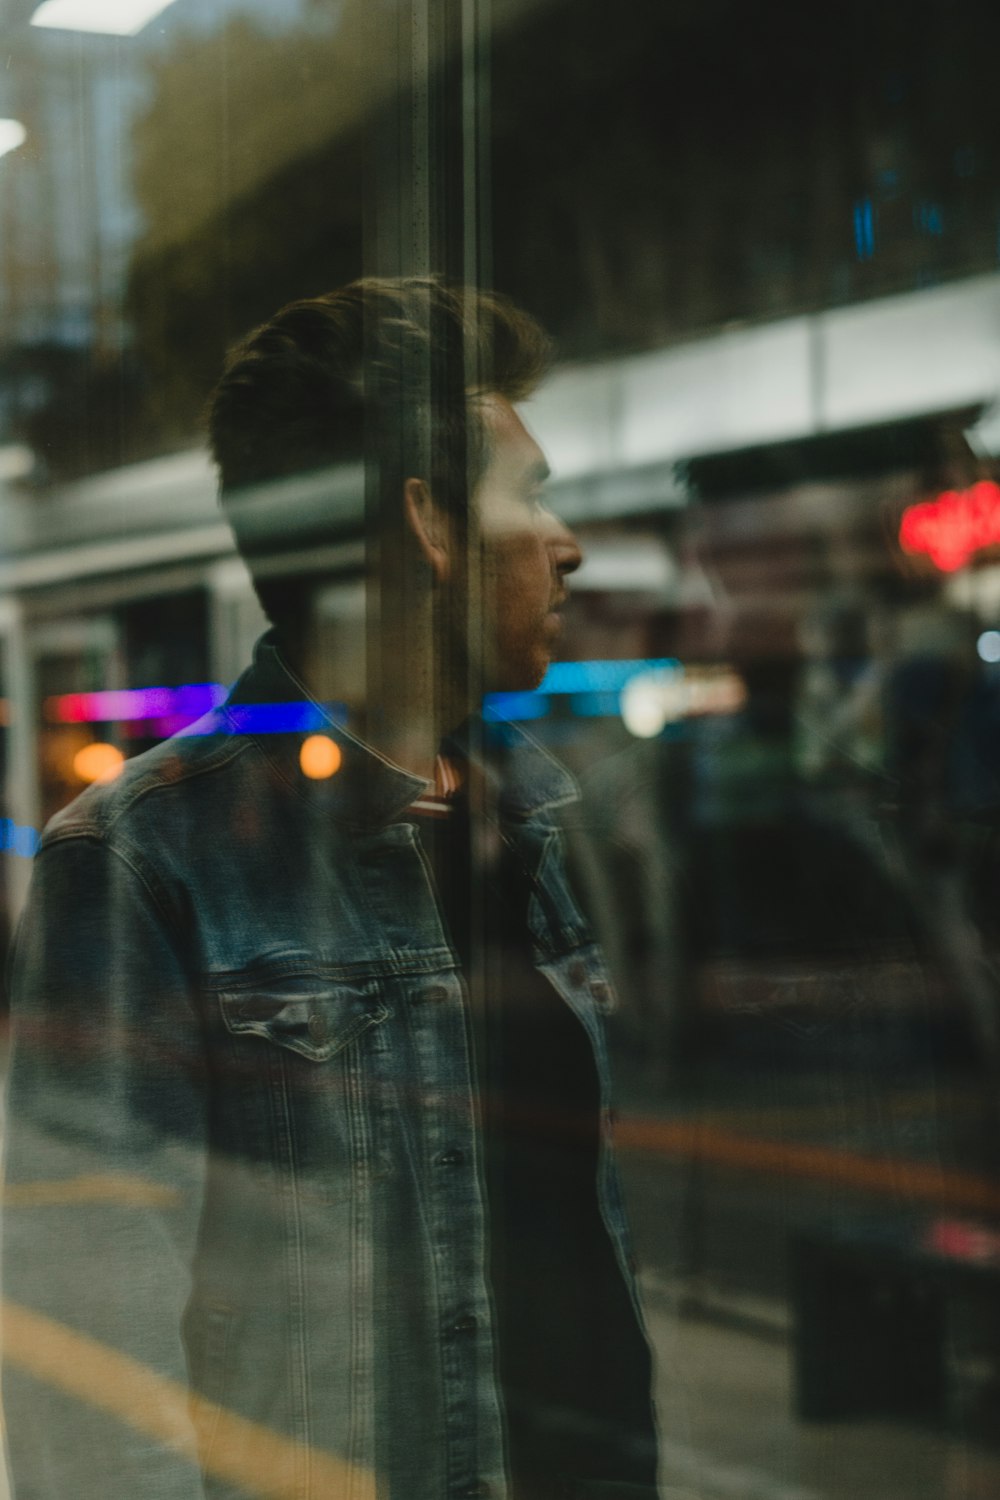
<box><xmin>527</xmin><ymin>271</ymin><xmax>1000</xmax><ymax>505</ymax></box>
<box><xmin>0</xmin><ymin>120</ymin><xmax>26</xmax><ymax>158</ymax></box>
<box><xmin>31</xmin><ymin>0</ymin><xmax>176</xmax><ymax>36</ymax></box>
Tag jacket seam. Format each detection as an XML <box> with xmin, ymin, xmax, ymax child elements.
<box><xmin>100</xmin><ymin>735</ymin><xmax>256</xmax><ymax>833</ymax></box>
<box><xmin>44</xmin><ymin>734</ymin><xmax>256</xmax><ymax>847</ymax></box>
<box><xmin>202</xmin><ymin>952</ymin><xmax>458</xmax><ymax>987</ymax></box>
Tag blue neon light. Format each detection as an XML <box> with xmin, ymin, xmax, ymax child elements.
<box><xmin>483</xmin><ymin>692</ymin><xmax>549</xmax><ymax>723</ymax></box>
<box><xmin>915</xmin><ymin>200</ymin><xmax>944</xmax><ymax>237</ymax></box>
<box><xmin>569</xmin><ymin>691</ymin><xmax>623</xmax><ymax>718</ymax></box>
<box><xmin>483</xmin><ymin>658</ymin><xmax>678</xmax><ymax>722</ymax></box>
<box><xmin>178</xmin><ymin>701</ymin><xmax>349</xmax><ymax>735</ymax></box>
<box><xmin>539</xmin><ymin>658</ymin><xmax>677</xmax><ymax>695</ymax></box>
<box><xmin>853</xmin><ymin>197</ymin><xmax>875</xmax><ymax>260</ymax></box>
<box><xmin>0</xmin><ymin>817</ymin><xmax>40</xmax><ymax>858</ymax></box>
<box><xmin>223</xmin><ymin>702</ymin><xmax>348</xmax><ymax>735</ymax></box>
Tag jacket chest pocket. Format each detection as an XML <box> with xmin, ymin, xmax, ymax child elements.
<box><xmin>206</xmin><ymin>966</ymin><xmax>394</xmax><ymax>1194</ymax></box>
<box><xmin>216</xmin><ymin>970</ymin><xmax>390</xmax><ymax>1062</ymax></box>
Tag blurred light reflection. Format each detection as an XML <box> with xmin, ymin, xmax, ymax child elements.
<box><xmin>0</xmin><ymin>444</ymin><xmax>35</xmax><ymax>480</ymax></box>
<box><xmin>299</xmin><ymin>735</ymin><xmax>342</xmax><ymax>780</ymax></box>
<box><xmin>976</xmin><ymin>629</ymin><xmax>1000</xmax><ymax>662</ymax></box>
<box><xmin>854</xmin><ymin>196</ymin><xmax>876</xmax><ymax>260</ymax></box>
<box><xmin>73</xmin><ymin>742</ymin><xmax>124</xmax><ymax>784</ymax></box>
<box><xmin>47</xmin><ymin>685</ymin><xmax>228</xmax><ymax>726</ymax></box>
<box><xmin>899</xmin><ymin>481</ymin><xmax>1000</xmax><ymax>571</ymax></box>
<box><xmin>30</xmin><ymin>0</ymin><xmax>176</xmax><ymax>35</ymax></box>
<box><xmin>485</xmin><ymin>658</ymin><xmax>746</xmax><ymax>732</ymax></box>
<box><xmin>0</xmin><ymin>121</ymin><xmax>27</xmax><ymax>160</ymax></box>
<box><xmin>0</xmin><ymin>818</ymin><xmax>40</xmax><ymax>859</ymax></box>
<box><xmin>219</xmin><ymin>702</ymin><xmax>348</xmax><ymax>736</ymax></box>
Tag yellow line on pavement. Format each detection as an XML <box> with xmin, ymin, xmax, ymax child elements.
<box><xmin>4</xmin><ymin>1174</ymin><xmax>180</xmax><ymax>1209</ymax></box>
<box><xmin>2</xmin><ymin>1301</ymin><xmax>373</xmax><ymax>1499</ymax></box>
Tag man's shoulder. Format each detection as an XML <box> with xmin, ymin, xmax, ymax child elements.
<box><xmin>42</xmin><ymin>720</ymin><xmax>256</xmax><ymax>850</ymax></box>
<box><xmin>41</xmin><ymin>628</ymin><xmax>302</xmax><ymax>848</ymax></box>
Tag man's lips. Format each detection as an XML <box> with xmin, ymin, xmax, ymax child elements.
<box><xmin>544</xmin><ymin>589</ymin><xmax>569</xmax><ymax>640</ymax></box>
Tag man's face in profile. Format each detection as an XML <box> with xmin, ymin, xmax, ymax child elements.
<box><xmin>472</xmin><ymin>394</ymin><xmax>582</xmax><ymax>693</ymax></box>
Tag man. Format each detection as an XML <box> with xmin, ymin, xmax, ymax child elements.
<box><xmin>3</xmin><ymin>279</ymin><xmax>658</xmax><ymax>1499</ymax></box>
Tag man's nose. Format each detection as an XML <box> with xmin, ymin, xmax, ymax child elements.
<box><xmin>547</xmin><ymin>511</ymin><xmax>583</xmax><ymax>578</ymax></box>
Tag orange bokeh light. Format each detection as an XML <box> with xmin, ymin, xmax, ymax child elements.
<box><xmin>73</xmin><ymin>742</ymin><xmax>124</xmax><ymax>784</ymax></box>
<box><xmin>299</xmin><ymin>734</ymin><xmax>342</xmax><ymax>780</ymax></box>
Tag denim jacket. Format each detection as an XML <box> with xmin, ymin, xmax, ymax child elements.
<box><xmin>3</xmin><ymin>632</ymin><xmax>644</xmax><ymax>1500</ymax></box>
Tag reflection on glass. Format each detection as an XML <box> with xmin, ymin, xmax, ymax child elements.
<box><xmin>2</xmin><ymin>5</ymin><xmax>1000</xmax><ymax>1499</ymax></box>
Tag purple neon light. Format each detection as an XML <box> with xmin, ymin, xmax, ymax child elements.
<box><xmin>49</xmin><ymin>684</ymin><xmax>229</xmax><ymax>724</ymax></box>
<box><xmin>47</xmin><ymin>682</ymin><xmax>352</xmax><ymax>737</ymax></box>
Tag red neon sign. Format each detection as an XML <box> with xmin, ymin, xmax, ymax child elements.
<box><xmin>899</xmin><ymin>480</ymin><xmax>1000</xmax><ymax>572</ymax></box>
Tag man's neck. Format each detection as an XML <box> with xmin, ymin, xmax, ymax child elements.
<box><xmin>279</xmin><ymin>625</ymin><xmax>472</xmax><ymax>786</ymax></box>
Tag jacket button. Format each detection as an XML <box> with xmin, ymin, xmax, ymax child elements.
<box><xmin>589</xmin><ymin>979</ymin><xmax>612</xmax><ymax>1008</ymax></box>
<box><xmin>436</xmin><ymin>1149</ymin><xmax>464</xmax><ymax>1167</ymax></box>
<box><xmin>308</xmin><ymin>1013</ymin><xmax>328</xmax><ymax>1044</ymax></box>
<box><xmin>415</xmin><ymin>984</ymin><xmax>448</xmax><ymax>1005</ymax></box>
<box><xmin>451</xmin><ymin>1313</ymin><xmax>478</xmax><ymax>1334</ymax></box>
<box><xmin>568</xmin><ymin>959</ymin><xmax>586</xmax><ymax>987</ymax></box>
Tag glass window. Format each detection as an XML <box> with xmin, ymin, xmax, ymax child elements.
<box><xmin>3</xmin><ymin>5</ymin><xmax>1000</xmax><ymax>1499</ymax></box>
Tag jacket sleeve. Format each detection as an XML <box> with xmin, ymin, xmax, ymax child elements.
<box><xmin>2</xmin><ymin>832</ymin><xmax>209</xmax><ymax>1500</ymax></box>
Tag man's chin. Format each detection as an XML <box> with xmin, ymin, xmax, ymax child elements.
<box><xmin>487</xmin><ymin>652</ymin><xmax>550</xmax><ymax>696</ymax></box>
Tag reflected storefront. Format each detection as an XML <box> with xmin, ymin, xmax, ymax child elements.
<box><xmin>2</xmin><ymin>3</ymin><xmax>1000</xmax><ymax>1499</ymax></box>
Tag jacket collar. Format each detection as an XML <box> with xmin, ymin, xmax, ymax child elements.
<box><xmin>224</xmin><ymin>631</ymin><xmax>425</xmax><ymax>830</ymax></box>
<box><xmin>222</xmin><ymin>631</ymin><xmax>578</xmax><ymax>830</ymax></box>
<box><xmin>442</xmin><ymin>716</ymin><xmax>579</xmax><ymax>823</ymax></box>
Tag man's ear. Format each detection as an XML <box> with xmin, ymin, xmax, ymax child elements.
<box><xmin>403</xmin><ymin>477</ymin><xmax>452</xmax><ymax>583</ymax></box>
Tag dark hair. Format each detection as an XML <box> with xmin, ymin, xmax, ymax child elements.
<box><xmin>207</xmin><ymin>277</ymin><xmax>552</xmax><ymax>623</ymax></box>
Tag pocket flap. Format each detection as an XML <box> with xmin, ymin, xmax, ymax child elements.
<box><xmin>216</xmin><ymin>970</ymin><xmax>389</xmax><ymax>1062</ymax></box>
